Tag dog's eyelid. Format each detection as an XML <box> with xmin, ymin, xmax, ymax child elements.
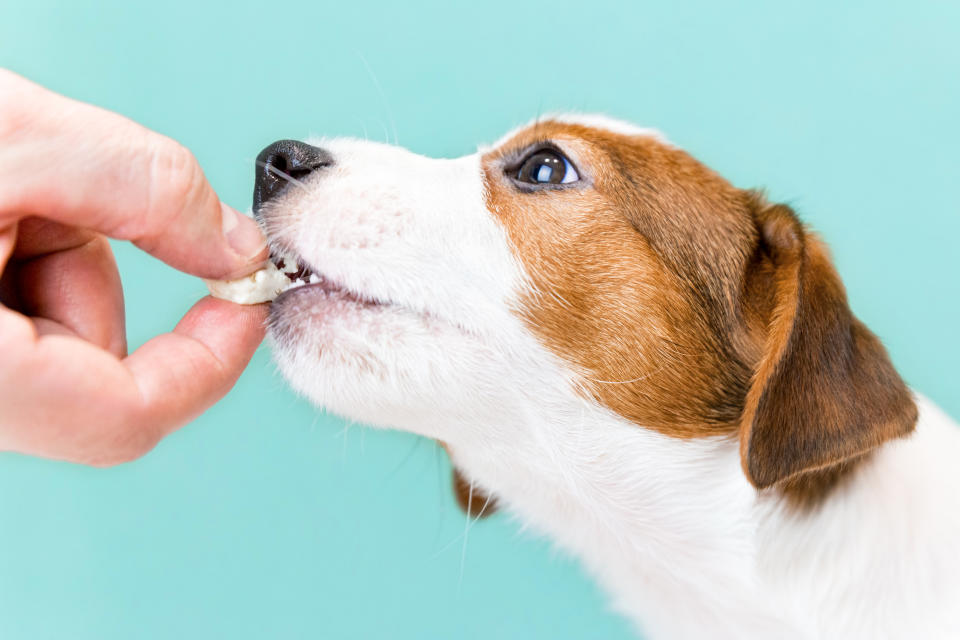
<box><xmin>502</xmin><ymin>140</ymin><xmax>566</xmax><ymax>168</ymax></box>
<box><xmin>502</xmin><ymin>141</ymin><xmax>588</xmax><ymax>190</ymax></box>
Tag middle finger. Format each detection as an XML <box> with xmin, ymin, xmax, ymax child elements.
<box><xmin>12</xmin><ymin>217</ymin><xmax>126</xmax><ymax>357</ymax></box>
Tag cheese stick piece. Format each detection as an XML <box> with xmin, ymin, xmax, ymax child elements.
<box><xmin>204</xmin><ymin>261</ymin><xmax>290</xmax><ymax>304</ymax></box>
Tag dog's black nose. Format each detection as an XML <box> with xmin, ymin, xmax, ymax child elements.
<box><xmin>253</xmin><ymin>140</ymin><xmax>333</xmax><ymax>212</ymax></box>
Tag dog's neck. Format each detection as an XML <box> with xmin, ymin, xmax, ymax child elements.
<box><xmin>448</xmin><ymin>392</ymin><xmax>960</xmax><ymax>640</ymax></box>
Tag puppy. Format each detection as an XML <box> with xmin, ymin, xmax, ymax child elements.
<box><xmin>254</xmin><ymin>117</ymin><xmax>960</xmax><ymax>640</ymax></box>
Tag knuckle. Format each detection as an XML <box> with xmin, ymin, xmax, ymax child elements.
<box><xmin>141</xmin><ymin>137</ymin><xmax>207</xmax><ymax>234</ymax></box>
<box><xmin>152</xmin><ymin>138</ymin><xmax>204</xmax><ymax>204</ymax></box>
<box><xmin>0</xmin><ymin>71</ymin><xmax>41</xmax><ymax>142</ymax></box>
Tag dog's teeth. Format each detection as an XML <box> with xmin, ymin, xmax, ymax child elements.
<box><xmin>308</xmin><ymin>274</ymin><xmax>320</xmax><ymax>284</ymax></box>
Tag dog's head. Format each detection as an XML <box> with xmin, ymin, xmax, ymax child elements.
<box><xmin>257</xmin><ymin>115</ymin><xmax>916</xmax><ymax>497</ymax></box>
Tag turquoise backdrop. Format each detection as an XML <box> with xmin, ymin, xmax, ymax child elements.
<box><xmin>1</xmin><ymin>1</ymin><xmax>957</xmax><ymax>638</ymax></box>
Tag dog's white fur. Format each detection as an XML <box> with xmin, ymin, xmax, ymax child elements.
<box><xmin>263</xmin><ymin>118</ymin><xmax>960</xmax><ymax>640</ymax></box>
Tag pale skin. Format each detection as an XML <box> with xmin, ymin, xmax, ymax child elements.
<box><xmin>0</xmin><ymin>70</ymin><xmax>269</xmax><ymax>465</ymax></box>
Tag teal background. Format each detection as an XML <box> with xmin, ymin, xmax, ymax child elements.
<box><xmin>1</xmin><ymin>1</ymin><xmax>958</xmax><ymax>638</ymax></box>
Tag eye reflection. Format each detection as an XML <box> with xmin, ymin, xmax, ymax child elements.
<box><xmin>516</xmin><ymin>149</ymin><xmax>579</xmax><ymax>185</ymax></box>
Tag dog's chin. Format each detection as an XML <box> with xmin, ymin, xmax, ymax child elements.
<box><xmin>267</xmin><ymin>289</ymin><xmax>474</xmax><ymax>437</ymax></box>
<box><xmin>269</xmin><ymin>294</ymin><xmax>427</xmax><ymax>428</ymax></box>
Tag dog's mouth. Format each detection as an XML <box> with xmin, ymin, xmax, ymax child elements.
<box><xmin>270</xmin><ymin>248</ymin><xmax>383</xmax><ymax>307</ymax></box>
<box><xmin>272</xmin><ymin>251</ymin><xmax>316</xmax><ymax>286</ymax></box>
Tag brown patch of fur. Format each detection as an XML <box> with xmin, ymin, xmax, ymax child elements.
<box><xmin>481</xmin><ymin>120</ymin><xmax>917</xmax><ymax>503</ymax></box>
<box><xmin>439</xmin><ymin>441</ymin><xmax>497</xmax><ymax>518</ymax></box>
<box><xmin>452</xmin><ymin>466</ymin><xmax>497</xmax><ymax>518</ymax></box>
<box><xmin>483</xmin><ymin>122</ymin><xmax>756</xmax><ymax>437</ymax></box>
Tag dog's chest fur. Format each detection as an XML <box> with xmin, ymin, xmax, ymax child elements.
<box><xmin>450</xmin><ymin>393</ymin><xmax>960</xmax><ymax>640</ymax></box>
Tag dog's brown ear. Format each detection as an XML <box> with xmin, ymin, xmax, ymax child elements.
<box><xmin>739</xmin><ymin>198</ymin><xmax>917</xmax><ymax>489</ymax></box>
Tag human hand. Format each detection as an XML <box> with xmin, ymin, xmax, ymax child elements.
<box><xmin>0</xmin><ymin>70</ymin><xmax>269</xmax><ymax>465</ymax></box>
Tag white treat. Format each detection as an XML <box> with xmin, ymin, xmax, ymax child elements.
<box><xmin>205</xmin><ymin>261</ymin><xmax>292</xmax><ymax>304</ymax></box>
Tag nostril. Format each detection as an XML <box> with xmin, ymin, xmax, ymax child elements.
<box><xmin>286</xmin><ymin>161</ymin><xmax>317</xmax><ymax>182</ymax></box>
<box><xmin>265</xmin><ymin>153</ymin><xmax>288</xmax><ymax>177</ymax></box>
<box><xmin>254</xmin><ymin>140</ymin><xmax>334</xmax><ymax>212</ymax></box>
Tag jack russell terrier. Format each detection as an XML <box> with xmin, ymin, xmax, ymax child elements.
<box><xmin>241</xmin><ymin>116</ymin><xmax>960</xmax><ymax>639</ymax></box>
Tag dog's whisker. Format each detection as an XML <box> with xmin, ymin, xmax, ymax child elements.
<box><xmin>352</xmin><ymin>116</ymin><xmax>371</xmax><ymax>142</ymax></box>
<box><xmin>432</xmin><ymin>444</ymin><xmax>449</xmax><ymax>550</ymax></box>
<box><xmin>384</xmin><ymin>437</ymin><xmax>424</xmax><ymax>480</ymax></box>
<box><xmin>357</xmin><ymin>52</ymin><xmax>398</xmax><ymax>145</ymax></box>
<box><xmin>583</xmin><ymin>362</ymin><xmax>671</xmax><ymax>385</ymax></box>
<box><xmin>375</xmin><ymin>119</ymin><xmax>390</xmax><ymax>145</ymax></box>
<box><xmin>255</xmin><ymin>160</ymin><xmax>309</xmax><ymax>191</ymax></box>
<box><xmin>471</xmin><ymin>488</ymin><xmax>493</xmax><ymax>521</ymax></box>
<box><xmin>334</xmin><ymin>421</ymin><xmax>353</xmax><ymax>464</ymax></box>
<box><xmin>547</xmin><ymin>288</ymin><xmax>574</xmax><ymax>311</ymax></box>
<box><xmin>457</xmin><ymin>482</ymin><xmax>474</xmax><ymax>590</ymax></box>
<box><xmin>429</xmin><ymin>528</ymin><xmax>465</xmax><ymax>559</ymax></box>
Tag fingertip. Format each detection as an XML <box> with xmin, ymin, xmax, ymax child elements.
<box><xmin>222</xmin><ymin>204</ymin><xmax>269</xmax><ymax>277</ymax></box>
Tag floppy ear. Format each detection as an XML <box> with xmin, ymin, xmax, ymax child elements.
<box><xmin>739</xmin><ymin>199</ymin><xmax>917</xmax><ymax>489</ymax></box>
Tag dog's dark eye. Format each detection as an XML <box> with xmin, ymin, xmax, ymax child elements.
<box><xmin>516</xmin><ymin>149</ymin><xmax>579</xmax><ymax>185</ymax></box>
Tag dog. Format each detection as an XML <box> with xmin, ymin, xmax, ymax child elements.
<box><xmin>253</xmin><ymin>116</ymin><xmax>960</xmax><ymax>639</ymax></box>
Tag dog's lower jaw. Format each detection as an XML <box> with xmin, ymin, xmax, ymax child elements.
<box><xmin>446</xmin><ymin>393</ymin><xmax>960</xmax><ymax>640</ymax></box>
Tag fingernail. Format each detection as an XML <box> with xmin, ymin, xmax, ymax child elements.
<box><xmin>222</xmin><ymin>204</ymin><xmax>267</xmax><ymax>261</ymax></box>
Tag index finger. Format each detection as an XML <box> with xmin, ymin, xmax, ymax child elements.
<box><xmin>0</xmin><ymin>69</ymin><xmax>267</xmax><ymax>280</ymax></box>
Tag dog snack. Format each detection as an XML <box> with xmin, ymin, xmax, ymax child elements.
<box><xmin>205</xmin><ymin>250</ymin><xmax>321</xmax><ymax>304</ymax></box>
<box><xmin>204</xmin><ymin>262</ymin><xmax>291</xmax><ymax>304</ymax></box>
